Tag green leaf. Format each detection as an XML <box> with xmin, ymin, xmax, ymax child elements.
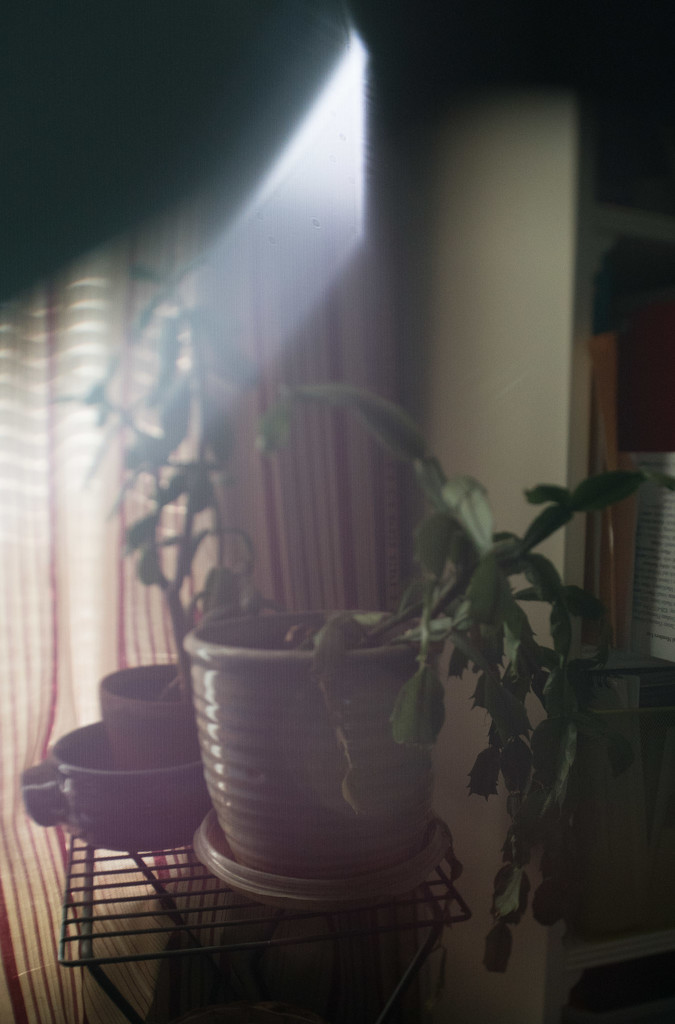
<box><xmin>125</xmin><ymin>513</ymin><xmax>158</xmax><ymax>553</ymax></box>
<box><xmin>466</xmin><ymin>553</ymin><xmax>501</xmax><ymax>623</ymax></box>
<box><xmin>468</xmin><ymin>746</ymin><xmax>500</xmax><ymax>799</ymax></box>
<box><xmin>313</xmin><ymin>613</ymin><xmax>366</xmax><ymax>678</ymax></box>
<box><xmin>479</xmin><ymin>622</ymin><xmax>504</xmax><ymax>666</ymax></box>
<box><xmin>524</xmin><ymin>484</ymin><xmax>572</xmax><ymax>506</ymax></box>
<box><xmin>147</xmin><ymin>318</ymin><xmax>180</xmax><ymax>406</ymax></box>
<box><xmin>390</xmin><ymin>666</ymin><xmax>445</xmax><ymax>746</ymax></box>
<box><xmin>471</xmin><ymin>672</ymin><xmax>487</xmax><ymax>710</ymax></box>
<box><xmin>447</xmin><ymin>644</ymin><xmax>469</xmax><ymax>679</ymax></box>
<box><xmin>532</xmin><ymin>717</ymin><xmax>577</xmax><ymax>807</ymax></box>
<box><xmin>642</xmin><ymin>468</ymin><xmax>675</xmax><ymax>491</ymax></box>
<box><xmin>414</xmin><ymin>456</ymin><xmax>448</xmax><ymax>510</ymax></box>
<box><xmin>399</xmin><ymin>617</ymin><xmax>453</xmax><ymax>646</ymax></box>
<box><xmin>350</xmin><ymin>612</ymin><xmax>389</xmax><ymax>629</ymax></box>
<box><xmin>544</xmin><ymin>664</ymin><xmax>579</xmax><ymax>717</ymax></box>
<box><xmin>84</xmin><ymin>380</ymin><xmax>106</xmax><ymax>406</ymax></box>
<box><xmin>531</xmin><ymin>718</ymin><xmax>568</xmax><ymax>786</ymax></box>
<box><xmin>523</xmin><ymin>553</ymin><xmax>563</xmax><ymax>604</ymax></box>
<box><xmin>506</xmin><ymin>793</ymin><xmax>522</xmax><ymax>820</ymax></box>
<box><xmin>550</xmin><ymin>719</ymin><xmax>578</xmax><ymax>807</ymax></box>
<box><xmin>550</xmin><ymin>599</ymin><xmax>572</xmax><ymax>661</ymax></box>
<box><xmin>449</xmin><ymin>600</ymin><xmax>473</xmax><ymax>632</ymax></box>
<box><xmin>563</xmin><ymin>585</ymin><xmax>605</xmax><ymax>620</ymax></box>
<box><xmin>158</xmin><ymin>472</ymin><xmax>188</xmax><ymax>507</ymax></box>
<box><xmin>573</xmin><ymin>709</ymin><xmax>609</xmax><ymax>739</ymax></box>
<box><xmin>473</xmin><ymin>670</ymin><xmax>531</xmax><ymax>744</ymax></box>
<box><xmin>159</xmin><ymin>376</ymin><xmax>191</xmax><ymax>451</ymax></box>
<box><xmin>522</xmin><ymin>504</ymin><xmax>573</xmax><ymax>552</ymax></box>
<box><xmin>397</xmin><ymin>577</ymin><xmax>427</xmax><ymax>616</ymax></box>
<box><xmin>483</xmin><ymin>922</ymin><xmax>512</xmax><ymax>973</ymax></box>
<box><xmin>291</xmin><ymin>383</ymin><xmax>427</xmax><ymax>462</ymax></box>
<box><xmin>500</xmin><ymin>737</ymin><xmax>533</xmax><ymax>793</ymax></box>
<box><xmin>125</xmin><ymin>432</ymin><xmax>171</xmax><ymax>471</ymax></box>
<box><xmin>493</xmin><ymin>865</ymin><xmax>530</xmax><ymax>923</ymax></box>
<box><xmin>570</xmin><ymin>470</ymin><xmax>645</xmax><ymax>512</ymax></box>
<box><xmin>441</xmin><ymin>476</ymin><xmax>494</xmax><ymax>554</ymax></box>
<box><xmin>511</xmin><ymin>787</ymin><xmax>548</xmax><ymax>847</ymax></box>
<box><xmin>501</xmin><ymin>587</ymin><xmax>532</xmax><ymax>662</ymax></box>
<box><xmin>137</xmin><ymin>545</ymin><xmax>166</xmax><ymax>587</ymax></box>
<box><xmin>537</xmin><ymin>644</ymin><xmax>561</xmax><ymax>671</ymax></box>
<box><xmin>414</xmin><ymin>512</ymin><xmax>457</xmax><ymax>578</ymax></box>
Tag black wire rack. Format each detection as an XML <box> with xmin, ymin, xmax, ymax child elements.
<box><xmin>59</xmin><ymin>836</ymin><xmax>471</xmax><ymax>1024</ymax></box>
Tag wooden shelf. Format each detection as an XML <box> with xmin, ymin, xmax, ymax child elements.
<box><xmin>594</xmin><ymin>203</ymin><xmax>675</xmax><ymax>246</ymax></box>
<box><xmin>564</xmin><ymin>927</ymin><xmax>675</xmax><ymax>972</ymax></box>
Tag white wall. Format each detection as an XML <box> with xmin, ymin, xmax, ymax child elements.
<box><xmin>422</xmin><ymin>93</ymin><xmax>581</xmax><ymax>1023</ymax></box>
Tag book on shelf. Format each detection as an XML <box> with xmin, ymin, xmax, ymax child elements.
<box><xmin>588</xmin><ymin>301</ymin><xmax>675</xmax><ymax>699</ymax></box>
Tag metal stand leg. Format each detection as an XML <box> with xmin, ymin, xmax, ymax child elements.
<box><xmin>373</xmin><ymin>883</ymin><xmax>445</xmax><ymax>1024</ymax></box>
<box><xmin>86</xmin><ymin>964</ymin><xmax>146</xmax><ymax>1024</ymax></box>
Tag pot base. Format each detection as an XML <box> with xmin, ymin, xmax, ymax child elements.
<box><xmin>193</xmin><ymin>809</ymin><xmax>454</xmax><ymax>910</ymax></box>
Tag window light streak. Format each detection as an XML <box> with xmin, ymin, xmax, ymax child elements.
<box><xmin>67</xmin><ymin>277</ymin><xmax>108</xmax><ymax>289</ymax></box>
<box><xmin>69</xmin><ymin>299</ymin><xmax>110</xmax><ymax>312</ymax></box>
<box><xmin>205</xmin><ymin>29</ymin><xmax>368</xmax><ymax>357</ymax></box>
<box><xmin>66</xmin><ymin>321</ymin><xmax>108</xmax><ymax>334</ymax></box>
<box><xmin>242</xmin><ymin>31</ymin><xmax>367</xmax><ymax>224</ymax></box>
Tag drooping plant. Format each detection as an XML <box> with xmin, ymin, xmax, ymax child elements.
<box><xmin>74</xmin><ymin>261</ymin><xmax>260</xmax><ymax>697</ymax></box>
<box><xmin>258</xmin><ymin>382</ymin><xmax>675</xmax><ymax>969</ymax></box>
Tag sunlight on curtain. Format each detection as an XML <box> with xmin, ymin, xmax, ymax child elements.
<box><xmin>0</xmin><ymin>259</ymin><xmax>123</xmax><ymax>1024</ymax></box>
<box><xmin>0</xmin><ymin>27</ymin><xmax>411</xmax><ymax>1023</ymax></box>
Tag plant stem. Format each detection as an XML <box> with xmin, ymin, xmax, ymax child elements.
<box><xmin>166</xmin><ymin>585</ymin><xmax>191</xmax><ymax>698</ymax></box>
<box><xmin>166</xmin><ymin>488</ymin><xmax>195</xmax><ymax>699</ymax></box>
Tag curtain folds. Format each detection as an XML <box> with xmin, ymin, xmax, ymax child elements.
<box><xmin>1</xmin><ymin>32</ymin><xmax>410</xmax><ymax>1016</ymax></box>
<box><xmin>1</xmin><ymin>200</ymin><xmax>407</xmax><ymax>1024</ymax></box>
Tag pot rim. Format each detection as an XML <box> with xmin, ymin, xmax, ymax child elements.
<box><xmin>51</xmin><ymin>722</ymin><xmax>204</xmax><ymax>778</ymax></box>
<box><xmin>184</xmin><ymin>611</ymin><xmax>417</xmax><ymax>668</ymax></box>
<box><xmin>100</xmin><ymin>662</ymin><xmax>179</xmax><ymax>689</ymax></box>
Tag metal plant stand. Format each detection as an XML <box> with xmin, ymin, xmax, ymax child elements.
<box><xmin>59</xmin><ymin>837</ymin><xmax>471</xmax><ymax>1024</ymax></box>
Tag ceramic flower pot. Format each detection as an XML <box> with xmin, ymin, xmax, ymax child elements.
<box><xmin>21</xmin><ymin>721</ymin><xmax>211</xmax><ymax>852</ymax></box>
<box><xmin>185</xmin><ymin>613</ymin><xmax>434</xmax><ymax>879</ymax></box>
<box><xmin>100</xmin><ymin>664</ymin><xmax>201</xmax><ymax>770</ymax></box>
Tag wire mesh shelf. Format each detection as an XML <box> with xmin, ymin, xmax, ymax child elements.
<box><xmin>59</xmin><ymin>836</ymin><xmax>471</xmax><ymax>969</ymax></box>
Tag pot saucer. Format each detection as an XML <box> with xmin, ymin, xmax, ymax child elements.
<box><xmin>193</xmin><ymin>809</ymin><xmax>453</xmax><ymax>910</ymax></box>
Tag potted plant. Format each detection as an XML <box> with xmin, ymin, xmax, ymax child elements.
<box><xmin>79</xmin><ymin>260</ymin><xmax>264</xmax><ymax>768</ymax></box>
<box><xmin>23</xmin><ymin>261</ymin><xmax>260</xmax><ymax>851</ymax></box>
<box><xmin>184</xmin><ymin>382</ymin><xmax>675</xmax><ymax>966</ymax></box>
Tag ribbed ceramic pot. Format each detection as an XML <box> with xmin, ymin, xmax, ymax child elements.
<box><xmin>185</xmin><ymin>613</ymin><xmax>434</xmax><ymax>879</ymax></box>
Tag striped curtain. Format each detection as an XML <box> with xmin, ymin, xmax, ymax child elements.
<box><xmin>0</xmin><ymin>97</ymin><xmax>409</xmax><ymax>1024</ymax></box>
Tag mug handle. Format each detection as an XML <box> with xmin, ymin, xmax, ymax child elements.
<box><xmin>21</xmin><ymin>760</ymin><xmax>68</xmax><ymax>827</ymax></box>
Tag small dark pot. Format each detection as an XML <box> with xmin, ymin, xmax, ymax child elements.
<box><xmin>185</xmin><ymin>613</ymin><xmax>434</xmax><ymax>879</ymax></box>
<box><xmin>100</xmin><ymin>664</ymin><xmax>201</xmax><ymax>770</ymax></box>
<box><xmin>22</xmin><ymin>722</ymin><xmax>211</xmax><ymax>852</ymax></box>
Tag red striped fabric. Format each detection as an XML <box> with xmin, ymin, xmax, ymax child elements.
<box><xmin>1</xmin><ymin>57</ymin><xmax>411</xmax><ymax>1017</ymax></box>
